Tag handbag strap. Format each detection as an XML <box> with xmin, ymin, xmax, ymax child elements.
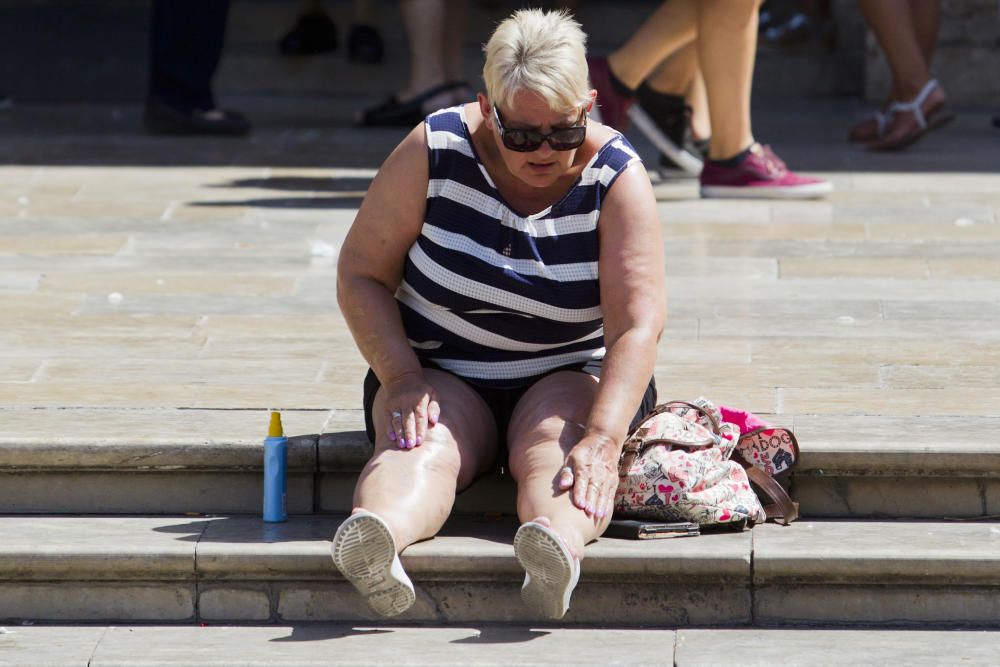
<box><xmin>745</xmin><ymin>466</ymin><xmax>800</xmax><ymax>525</ymax></box>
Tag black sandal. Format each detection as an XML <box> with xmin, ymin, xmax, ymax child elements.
<box><xmin>358</xmin><ymin>81</ymin><xmax>468</xmax><ymax>127</ymax></box>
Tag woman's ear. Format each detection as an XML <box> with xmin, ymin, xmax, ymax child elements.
<box><xmin>477</xmin><ymin>93</ymin><xmax>492</xmax><ymax>126</ymax></box>
<box><xmin>586</xmin><ymin>89</ymin><xmax>597</xmax><ymax>114</ymax></box>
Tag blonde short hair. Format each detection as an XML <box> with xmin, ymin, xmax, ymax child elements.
<box><xmin>482</xmin><ymin>8</ymin><xmax>590</xmax><ymax>114</ymax></box>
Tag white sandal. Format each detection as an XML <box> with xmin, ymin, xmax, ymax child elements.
<box><xmin>331</xmin><ymin>510</ymin><xmax>415</xmax><ymax>617</ymax></box>
<box><xmin>870</xmin><ymin>79</ymin><xmax>955</xmax><ymax>150</ymax></box>
<box><xmin>514</xmin><ymin>521</ymin><xmax>580</xmax><ymax>620</ymax></box>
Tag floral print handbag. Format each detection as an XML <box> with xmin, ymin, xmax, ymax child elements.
<box><xmin>614</xmin><ymin>399</ymin><xmax>799</xmax><ymax>529</ymax></box>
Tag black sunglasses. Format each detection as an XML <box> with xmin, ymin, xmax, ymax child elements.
<box><xmin>492</xmin><ymin>105</ymin><xmax>587</xmax><ymax>152</ymax></box>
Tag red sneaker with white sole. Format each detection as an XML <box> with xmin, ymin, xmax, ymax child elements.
<box><xmin>699</xmin><ymin>143</ymin><xmax>832</xmax><ymax>199</ymax></box>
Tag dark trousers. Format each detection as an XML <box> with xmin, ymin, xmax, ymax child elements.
<box><xmin>148</xmin><ymin>0</ymin><xmax>230</xmax><ymax>112</ymax></box>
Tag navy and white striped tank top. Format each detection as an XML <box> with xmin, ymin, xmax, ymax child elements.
<box><xmin>396</xmin><ymin>105</ymin><xmax>641</xmax><ymax>389</ymax></box>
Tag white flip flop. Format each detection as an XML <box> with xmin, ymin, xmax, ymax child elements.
<box><xmin>513</xmin><ymin>521</ymin><xmax>580</xmax><ymax>620</ymax></box>
<box><xmin>331</xmin><ymin>510</ymin><xmax>415</xmax><ymax>617</ymax></box>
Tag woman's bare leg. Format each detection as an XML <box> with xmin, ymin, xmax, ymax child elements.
<box><xmin>858</xmin><ymin>0</ymin><xmax>932</xmax><ymax>99</ymax></box>
<box><xmin>645</xmin><ymin>41</ymin><xmax>699</xmax><ymax>95</ymax></box>
<box><xmin>607</xmin><ymin>0</ymin><xmax>698</xmax><ymax>90</ymax></box>
<box><xmin>354</xmin><ymin>368</ymin><xmax>499</xmax><ymax>550</ymax></box>
<box><xmin>506</xmin><ymin>372</ymin><xmax>608</xmax><ymax>560</ymax></box>
<box><xmin>695</xmin><ymin>0</ymin><xmax>759</xmax><ymax>160</ymax></box>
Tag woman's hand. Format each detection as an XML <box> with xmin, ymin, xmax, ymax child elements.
<box><xmin>558</xmin><ymin>432</ymin><xmax>621</xmax><ymax>519</ymax></box>
<box><xmin>382</xmin><ymin>370</ymin><xmax>441</xmax><ymax>449</ymax></box>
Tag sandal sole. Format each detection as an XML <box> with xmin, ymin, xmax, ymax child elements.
<box><xmin>514</xmin><ymin>523</ymin><xmax>579</xmax><ymax>620</ymax></box>
<box><xmin>331</xmin><ymin>512</ymin><xmax>415</xmax><ymax>617</ymax></box>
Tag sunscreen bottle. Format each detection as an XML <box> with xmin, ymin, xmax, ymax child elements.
<box><xmin>263</xmin><ymin>411</ymin><xmax>288</xmax><ymax>522</ymax></box>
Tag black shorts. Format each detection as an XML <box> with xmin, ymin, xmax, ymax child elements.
<box><xmin>362</xmin><ymin>357</ymin><xmax>657</xmax><ymax>449</ymax></box>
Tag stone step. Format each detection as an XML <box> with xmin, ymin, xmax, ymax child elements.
<box><xmin>1</xmin><ymin>515</ymin><xmax>999</xmax><ymax>627</ymax></box>
<box><xmin>6</xmin><ymin>625</ymin><xmax>1000</xmax><ymax>667</ymax></box>
<box><xmin>1</xmin><ymin>408</ymin><xmax>997</xmax><ymax>519</ymax></box>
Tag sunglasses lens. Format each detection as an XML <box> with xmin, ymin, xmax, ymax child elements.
<box><xmin>548</xmin><ymin>128</ymin><xmax>587</xmax><ymax>151</ymax></box>
<box><xmin>503</xmin><ymin>130</ymin><xmax>544</xmax><ymax>152</ymax></box>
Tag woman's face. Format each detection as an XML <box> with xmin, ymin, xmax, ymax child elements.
<box><xmin>481</xmin><ymin>89</ymin><xmax>591</xmax><ymax>189</ymax></box>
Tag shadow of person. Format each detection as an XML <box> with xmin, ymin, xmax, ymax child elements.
<box><xmin>269</xmin><ymin>625</ymin><xmax>392</xmax><ymax>642</ymax></box>
<box><xmin>450</xmin><ymin>626</ymin><xmax>551</xmax><ymax>644</ymax></box>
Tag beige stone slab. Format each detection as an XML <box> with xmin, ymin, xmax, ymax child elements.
<box><xmin>0</xmin><ymin>360</ymin><xmax>40</xmax><ymax>382</ymax></box>
<box><xmin>779</xmin><ymin>257</ymin><xmax>930</xmax><ymax>279</ymax></box>
<box><xmin>792</xmin><ymin>477</ymin><xmax>989</xmax><ymax>519</ymax></box>
<box><xmin>753</xmin><ymin>521</ymin><xmax>1000</xmax><ymax>584</ymax></box>
<box><xmin>0</xmin><ymin>407</ymin><xmax>324</xmax><ymax>456</ymax></box>
<box><xmin>930</xmin><ymin>258</ymin><xmax>1000</xmax><ymax>280</ymax></box>
<box><xmin>791</xmin><ymin>415</ymin><xmax>1000</xmax><ymax>472</ymax></box>
<box><xmin>36</xmin><ymin>358</ymin><xmax>326</xmax><ymax>385</ymax></box>
<box><xmin>90</xmin><ymin>625</ymin><xmax>678</xmax><ymax>665</ymax></box>
<box><xmin>749</xmin><ymin>338</ymin><xmax>1000</xmax><ymax>367</ymax></box>
<box><xmin>0</xmin><ymin>271</ymin><xmax>40</xmax><ymax>290</ymax></box>
<box><xmin>655</xmin><ymin>362</ymin><xmax>879</xmax><ymax>389</ymax></box>
<box><xmin>868</xmin><ymin>221</ymin><xmax>1000</xmax><ymax>243</ymax></box>
<box><xmin>14</xmin><ymin>197</ymin><xmax>170</xmax><ymax>221</ymax></box>
<box><xmin>0</xmin><ymin>293</ymin><xmax>83</xmax><ymax>316</ymax></box>
<box><xmin>767</xmin><ymin>200</ymin><xmax>836</xmax><ymax>224</ymax></box>
<box><xmin>668</xmin><ymin>297</ymin><xmax>883</xmax><ymax>321</ymax></box>
<box><xmin>663</xmin><ymin>222</ymin><xmax>866</xmax><ymax>242</ymax></box>
<box><xmin>201</xmin><ymin>337</ymin><xmax>351</xmax><ymax>360</ymax></box>
<box><xmin>0</xmin><ymin>471</ymin><xmax>315</xmax><ymax>515</ymax></box>
<box><xmin>851</xmin><ymin>173</ymin><xmax>1000</xmax><ymax>194</ymax></box>
<box><xmin>702</xmin><ymin>317</ymin><xmax>1000</xmax><ymax>342</ymax></box>
<box><xmin>779</xmin><ymin>387</ymin><xmax>1000</xmax><ymax>416</ymax></box>
<box><xmin>198</xmin><ymin>587</ymin><xmax>272</xmax><ymax>621</ymax></box>
<box><xmin>0</xmin><ymin>516</ymin><xmax>198</xmax><ymax>580</ymax></box>
<box><xmin>5</xmin><ymin>312</ymin><xmax>200</xmax><ymax>336</ymax></box>
<box><xmin>657</xmin><ymin>200</ymin><xmax>772</xmax><ymax>224</ymax></box>
<box><xmin>881</xmin><ymin>364</ymin><xmax>1000</xmax><ymax>389</ymax></box>
<box><xmin>755</xmin><ymin>585</ymin><xmax>1000</xmax><ymax>627</ymax></box>
<box><xmin>0</xmin><ymin>383</ymin><xmax>345</xmax><ymax>410</ymax></box>
<box><xmin>658</xmin><ymin>339</ymin><xmax>753</xmax><ymax>365</ymax></box>
<box><xmin>76</xmin><ymin>293</ymin><xmax>336</xmax><ymax>317</ymax></box>
<box><xmin>0</xmin><ymin>235</ymin><xmax>128</xmax><ymax>255</ymax></box>
<box><xmin>0</xmin><ymin>583</ymin><xmax>194</xmax><ymax>622</ymax></box>
<box><xmin>0</xmin><ymin>333</ymin><xmax>209</xmax><ymax>360</ymax></box>
<box><xmin>676</xmin><ymin>629</ymin><xmax>1000</xmax><ymax>666</ymax></box>
<box><xmin>881</xmin><ymin>299</ymin><xmax>1000</xmax><ymax>321</ymax></box>
<box><xmin>0</xmin><ymin>625</ymin><xmax>104</xmax><ymax>667</ymax></box>
<box><xmin>194</xmin><ymin>314</ymin><xmax>348</xmax><ymax>337</ymax></box>
<box><xmin>669</xmin><ymin>276</ymin><xmax>1000</xmax><ymax>302</ymax></box>
<box><xmin>39</xmin><ymin>271</ymin><xmax>297</xmax><ymax>297</ymax></box>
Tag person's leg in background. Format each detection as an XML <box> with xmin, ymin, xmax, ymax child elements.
<box><xmin>695</xmin><ymin>0</ymin><xmax>756</xmax><ymax>162</ymax></box>
<box><xmin>589</xmin><ymin>0</ymin><xmax>698</xmax><ymax>130</ymax></box>
<box><xmin>857</xmin><ymin>0</ymin><xmax>950</xmax><ymax>150</ymax></box>
<box><xmin>145</xmin><ymin>0</ymin><xmax>250</xmax><ymax>135</ymax></box>
<box><xmin>694</xmin><ymin>0</ymin><xmax>831</xmax><ymax>198</ymax></box>
<box><xmin>633</xmin><ymin>43</ymin><xmax>708</xmax><ymax>174</ymax></box>
<box><xmin>357</xmin><ymin>0</ymin><xmax>469</xmax><ymax>126</ymax></box>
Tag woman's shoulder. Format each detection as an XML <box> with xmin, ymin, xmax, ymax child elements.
<box><xmin>587</xmin><ymin>122</ymin><xmax>640</xmax><ymax>168</ymax></box>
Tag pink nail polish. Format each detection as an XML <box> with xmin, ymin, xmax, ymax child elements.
<box><xmin>388</xmin><ymin>431</ymin><xmax>397</xmax><ymax>441</ymax></box>
<box><xmin>415</xmin><ymin>436</ymin><xmax>422</xmax><ymax>445</ymax></box>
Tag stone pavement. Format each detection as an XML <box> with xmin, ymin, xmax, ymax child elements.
<box><xmin>1</xmin><ymin>94</ymin><xmax>998</xmax><ymax>458</ymax></box>
<box><xmin>2</xmin><ymin>89</ymin><xmax>1000</xmax><ymax>660</ymax></box>
<box><xmin>4</xmin><ymin>624</ymin><xmax>1000</xmax><ymax>666</ymax></box>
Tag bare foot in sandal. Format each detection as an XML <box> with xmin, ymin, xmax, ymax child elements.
<box><xmin>867</xmin><ymin>79</ymin><xmax>954</xmax><ymax>151</ymax></box>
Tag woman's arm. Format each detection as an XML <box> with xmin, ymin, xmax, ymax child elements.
<box><xmin>336</xmin><ymin>123</ymin><xmax>440</xmax><ymax>448</ymax></box>
<box><xmin>561</xmin><ymin>160</ymin><xmax>666</xmax><ymax>518</ymax></box>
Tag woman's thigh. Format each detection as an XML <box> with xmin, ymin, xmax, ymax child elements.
<box><xmin>371</xmin><ymin>368</ymin><xmax>500</xmax><ymax>490</ymax></box>
<box><xmin>505</xmin><ymin>371</ymin><xmax>600</xmax><ymax>481</ymax></box>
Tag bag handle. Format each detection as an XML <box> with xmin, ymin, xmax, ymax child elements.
<box><xmin>619</xmin><ymin>400</ymin><xmax>722</xmax><ymax>474</ymax></box>
<box><xmin>745</xmin><ymin>466</ymin><xmax>799</xmax><ymax>525</ymax></box>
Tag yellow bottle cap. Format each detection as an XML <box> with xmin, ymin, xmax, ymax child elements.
<box><xmin>268</xmin><ymin>411</ymin><xmax>284</xmax><ymax>438</ymax></box>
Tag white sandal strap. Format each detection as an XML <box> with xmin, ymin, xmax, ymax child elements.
<box><xmin>886</xmin><ymin>79</ymin><xmax>939</xmax><ymax>129</ymax></box>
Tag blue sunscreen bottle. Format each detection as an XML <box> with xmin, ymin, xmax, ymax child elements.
<box><xmin>263</xmin><ymin>411</ymin><xmax>288</xmax><ymax>522</ymax></box>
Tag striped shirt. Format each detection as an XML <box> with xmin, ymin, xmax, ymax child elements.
<box><xmin>396</xmin><ymin>105</ymin><xmax>641</xmax><ymax>389</ymax></box>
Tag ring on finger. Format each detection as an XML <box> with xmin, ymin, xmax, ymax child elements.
<box><xmin>391</xmin><ymin>410</ymin><xmax>402</xmax><ymax>418</ymax></box>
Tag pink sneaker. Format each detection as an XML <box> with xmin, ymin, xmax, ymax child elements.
<box><xmin>587</xmin><ymin>56</ymin><xmax>634</xmax><ymax>131</ymax></box>
<box><xmin>699</xmin><ymin>143</ymin><xmax>832</xmax><ymax>199</ymax></box>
